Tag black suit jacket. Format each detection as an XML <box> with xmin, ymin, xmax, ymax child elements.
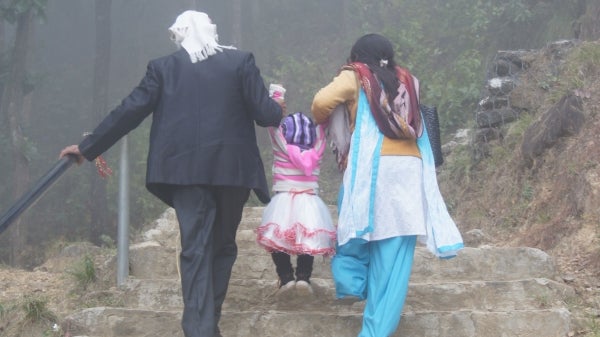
<box><xmin>79</xmin><ymin>48</ymin><xmax>283</xmax><ymax>206</ymax></box>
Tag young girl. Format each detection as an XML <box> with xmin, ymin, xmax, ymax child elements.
<box><xmin>256</xmin><ymin>111</ymin><xmax>336</xmax><ymax>295</ymax></box>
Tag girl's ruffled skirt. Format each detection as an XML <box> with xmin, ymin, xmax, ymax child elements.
<box><xmin>256</xmin><ymin>192</ymin><xmax>336</xmax><ymax>256</ymax></box>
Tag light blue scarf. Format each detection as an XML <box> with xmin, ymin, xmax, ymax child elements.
<box><xmin>337</xmin><ymin>89</ymin><xmax>463</xmax><ymax>258</ymax></box>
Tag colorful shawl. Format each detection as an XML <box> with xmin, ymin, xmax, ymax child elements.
<box><xmin>343</xmin><ymin>62</ymin><xmax>422</xmax><ymax>140</ymax></box>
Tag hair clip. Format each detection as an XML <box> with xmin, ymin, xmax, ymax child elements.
<box><xmin>380</xmin><ymin>59</ymin><xmax>388</xmax><ymax>67</ymax></box>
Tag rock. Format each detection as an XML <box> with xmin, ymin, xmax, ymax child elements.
<box><xmin>496</xmin><ymin>50</ymin><xmax>534</xmax><ymax>70</ymax></box>
<box><xmin>479</xmin><ymin>96</ymin><xmax>509</xmax><ymax>111</ymax></box>
<box><xmin>546</xmin><ymin>40</ymin><xmax>577</xmax><ymax>59</ymax></box>
<box><xmin>476</xmin><ymin>108</ymin><xmax>519</xmax><ymax>128</ymax></box>
<box><xmin>474</xmin><ymin>127</ymin><xmax>503</xmax><ymax>143</ymax></box>
<box><xmin>521</xmin><ymin>94</ymin><xmax>585</xmax><ymax>168</ymax></box>
<box><xmin>487</xmin><ymin>77</ymin><xmax>516</xmax><ymax>96</ymax></box>
<box><xmin>463</xmin><ymin>229</ymin><xmax>491</xmax><ymax>247</ymax></box>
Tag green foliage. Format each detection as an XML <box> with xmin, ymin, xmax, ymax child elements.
<box><xmin>442</xmin><ymin>143</ymin><xmax>474</xmax><ymax>184</ymax></box>
<box><xmin>521</xmin><ymin>183</ymin><xmax>534</xmax><ymax>201</ymax></box>
<box><xmin>538</xmin><ymin>72</ymin><xmax>560</xmax><ymax>91</ymax></box>
<box><xmin>0</xmin><ymin>0</ymin><xmax>47</xmax><ymax>23</ymax></box>
<box><xmin>488</xmin><ymin>144</ymin><xmax>511</xmax><ymax>168</ymax></box>
<box><xmin>99</xmin><ymin>234</ymin><xmax>115</xmax><ymax>249</ymax></box>
<box><xmin>67</xmin><ymin>255</ymin><xmax>96</xmax><ymax>290</ymax></box>
<box><xmin>20</xmin><ymin>295</ymin><xmax>55</xmax><ymax>323</ymax></box>
<box><xmin>504</xmin><ymin>111</ymin><xmax>534</xmax><ymax>148</ymax></box>
<box><xmin>536</xmin><ymin>41</ymin><xmax>600</xmax><ymax>106</ymax></box>
<box><xmin>565</xmin><ymin>41</ymin><xmax>600</xmax><ymax>85</ymax></box>
<box><xmin>588</xmin><ymin>316</ymin><xmax>600</xmax><ymax>337</ymax></box>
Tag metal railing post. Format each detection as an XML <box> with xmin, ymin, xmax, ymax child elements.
<box><xmin>117</xmin><ymin>136</ymin><xmax>130</xmax><ymax>286</ymax></box>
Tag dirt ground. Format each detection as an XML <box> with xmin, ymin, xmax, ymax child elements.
<box><xmin>0</xmin><ymin>243</ymin><xmax>119</xmax><ymax>337</ymax></box>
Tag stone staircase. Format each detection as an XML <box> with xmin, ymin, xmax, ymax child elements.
<box><xmin>65</xmin><ymin>207</ymin><xmax>574</xmax><ymax>337</ymax></box>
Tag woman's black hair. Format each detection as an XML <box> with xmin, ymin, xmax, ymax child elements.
<box><xmin>348</xmin><ymin>33</ymin><xmax>399</xmax><ymax>101</ymax></box>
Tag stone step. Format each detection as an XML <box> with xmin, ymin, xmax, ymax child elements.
<box><xmin>231</xmin><ymin>248</ymin><xmax>333</xmax><ymax>280</ymax></box>
<box><xmin>71</xmin><ymin>206</ymin><xmax>572</xmax><ymax>337</ymax></box>
<box><xmin>409</xmin><ymin>246</ymin><xmax>558</xmax><ymax>282</ymax></box>
<box><xmin>121</xmin><ymin>277</ymin><xmax>574</xmax><ymax>313</ymax></box>
<box><xmin>134</xmin><ymin>207</ymin><xmax>557</xmax><ymax>282</ymax></box>
<box><xmin>65</xmin><ymin>306</ymin><xmax>571</xmax><ymax>337</ymax></box>
<box><xmin>128</xmin><ymin>241</ymin><xmax>179</xmax><ymax>279</ymax></box>
<box><xmin>129</xmin><ymin>238</ymin><xmax>558</xmax><ymax>283</ymax></box>
<box><xmin>229</xmin><ymin>246</ymin><xmax>558</xmax><ymax>282</ymax></box>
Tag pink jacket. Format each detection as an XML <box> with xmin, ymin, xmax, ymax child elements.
<box><xmin>268</xmin><ymin>124</ymin><xmax>326</xmax><ymax>194</ymax></box>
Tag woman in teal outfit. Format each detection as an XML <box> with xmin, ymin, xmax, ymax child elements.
<box><xmin>312</xmin><ymin>34</ymin><xmax>463</xmax><ymax>337</ymax></box>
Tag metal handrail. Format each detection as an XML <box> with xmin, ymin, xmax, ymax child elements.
<box><xmin>0</xmin><ymin>154</ymin><xmax>77</xmax><ymax>235</ymax></box>
<box><xmin>1</xmin><ymin>143</ymin><xmax>131</xmax><ymax>286</ymax></box>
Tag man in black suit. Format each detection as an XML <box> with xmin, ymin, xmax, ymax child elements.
<box><xmin>60</xmin><ymin>10</ymin><xmax>284</xmax><ymax>337</ymax></box>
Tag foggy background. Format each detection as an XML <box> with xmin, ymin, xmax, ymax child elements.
<box><xmin>0</xmin><ymin>0</ymin><xmax>595</xmax><ymax>267</ymax></box>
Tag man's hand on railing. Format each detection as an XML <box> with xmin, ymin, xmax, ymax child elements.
<box><xmin>59</xmin><ymin>145</ymin><xmax>84</xmax><ymax>165</ymax></box>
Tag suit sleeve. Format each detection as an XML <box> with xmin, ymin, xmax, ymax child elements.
<box><xmin>239</xmin><ymin>53</ymin><xmax>283</xmax><ymax>127</ymax></box>
<box><xmin>79</xmin><ymin>61</ymin><xmax>161</xmax><ymax>161</ymax></box>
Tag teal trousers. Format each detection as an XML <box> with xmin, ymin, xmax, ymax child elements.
<box><xmin>332</xmin><ymin>235</ymin><xmax>417</xmax><ymax>337</ymax></box>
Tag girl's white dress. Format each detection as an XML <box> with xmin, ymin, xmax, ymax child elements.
<box><xmin>256</xmin><ymin>124</ymin><xmax>336</xmax><ymax>256</ymax></box>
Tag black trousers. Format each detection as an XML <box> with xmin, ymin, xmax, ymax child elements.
<box><xmin>172</xmin><ymin>185</ymin><xmax>250</xmax><ymax>337</ymax></box>
<box><xmin>271</xmin><ymin>251</ymin><xmax>314</xmax><ymax>282</ymax></box>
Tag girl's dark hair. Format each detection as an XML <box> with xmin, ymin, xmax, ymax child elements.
<box><xmin>348</xmin><ymin>33</ymin><xmax>399</xmax><ymax>101</ymax></box>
